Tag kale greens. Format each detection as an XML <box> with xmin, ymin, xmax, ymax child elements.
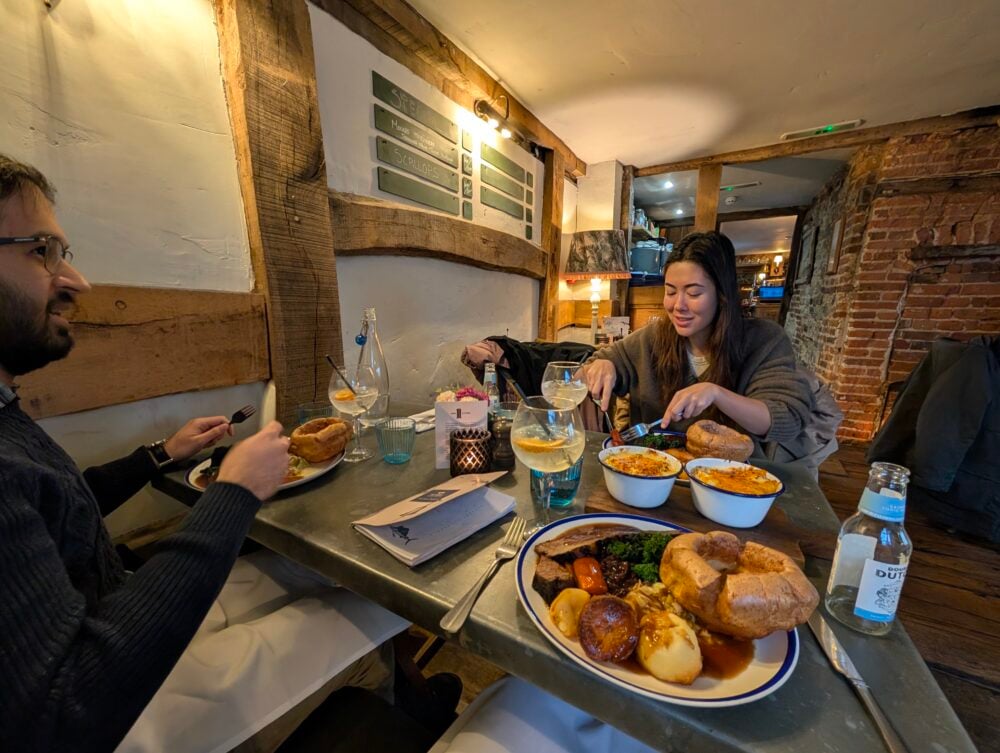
<box><xmin>601</xmin><ymin>532</ymin><xmax>672</xmax><ymax>584</ymax></box>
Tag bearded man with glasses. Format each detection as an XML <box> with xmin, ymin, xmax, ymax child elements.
<box><xmin>0</xmin><ymin>155</ymin><xmax>418</xmax><ymax>753</ymax></box>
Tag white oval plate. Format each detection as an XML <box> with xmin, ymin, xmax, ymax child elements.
<box><xmin>515</xmin><ymin>512</ymin><xmax>799</xmax><ymax>707</ymax></box>
<box><xmin>185</xmin><ymin>451</ymin><xmax>344</xmax><ymax>492</ymax></box>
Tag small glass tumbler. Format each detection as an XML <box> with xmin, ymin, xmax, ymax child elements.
<box><xmin>375</xmin><ymin>417</ymin><xmax>416</xmax><ymax>464</ymax></box>
<box><xmin>450</xmin><ymin>429</ymin><xmax>493</xmax><ymax>476</ymax></box>
<box><xmin>297</xmin><ymin>401</ymin><xmax>334</xmax><ymax>425</ymax></box>
<box><xmin>530</xmin><ymin>458</ymin><xmax>584</xmax><ymax>509</ymax></box>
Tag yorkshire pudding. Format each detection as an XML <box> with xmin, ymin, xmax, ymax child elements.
<box><xmin>686</xmin><ymin>420</ymin><xmax>754</xmax><ymax>462</ymax></box>
<box><xmin>289</xmin><ymin>417</ymin><xmax>352</xmax><ymax>463</ymax></box>
<box><xmin>659</xmin><ymin>531</ymin><xmax>818</xmax><ymax>639</ymax></box>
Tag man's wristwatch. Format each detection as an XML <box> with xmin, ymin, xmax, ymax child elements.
<box><xmin>146</xmin><ymin>439</ymin><xmax>174</xmax><ymax>470</ymax></box>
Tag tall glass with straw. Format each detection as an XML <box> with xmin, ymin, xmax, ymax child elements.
<box><xmin>511</xmin><ymin>396</ymin><xmax>585</xmax><ymax>528</ymax></box>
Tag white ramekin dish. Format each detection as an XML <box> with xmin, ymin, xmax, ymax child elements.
<box><xmin>684</xmin><ymin>457</ymin><xmax>784</xmax><ymax>528</ymax></box>
<box><xmin>598</xmin><ymin>446</ymin><xmax>682</xmax><ymax>508</ymax></box>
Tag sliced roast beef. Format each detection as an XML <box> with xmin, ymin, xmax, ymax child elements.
<box><xmin>532</xmin><ymin>556</ymin><xmax>575</xmax><ymax>604</ymax></box>
<box><xmin>533</xmin><ymin>523</ymin><xmax>639</xmax><ymax>562</ymax></box>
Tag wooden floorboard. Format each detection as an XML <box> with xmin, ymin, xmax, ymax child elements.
<box><xmin>819</xmin><ymin>443</ymin><xmax>999</xmax><ymax>750</ymax></box>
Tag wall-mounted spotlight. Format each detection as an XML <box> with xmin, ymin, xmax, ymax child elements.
<box><xmin>474</xmin><ymin>94</ymin><xmax>510</xmax><ymax>131</ymax></box>
<box><xmin>474</xmin><ymin>93</ymin><xmax>533</xmax><ymax>149</ymax></box>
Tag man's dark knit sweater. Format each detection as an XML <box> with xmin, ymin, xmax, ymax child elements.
<box><xmin>0</xmin><ymin>398</ymin><xmax>262</xmax><ymax>753</ymax></box>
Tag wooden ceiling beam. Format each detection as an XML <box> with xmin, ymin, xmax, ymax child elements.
<box><xmin>309</xmin><ymin>0</ymin><xmax>587</xmax><ymax>178</ymax></box>
<box><xmin>715</xmin><ymin>206</ymin><xmax>810</xmax><ymax>223</ymax></box>
<box><xmin>694</xmin><ymin>164</ymin><xmax>722</xmax><ymax>232</ymax></box>
<box><xmin>635</xmin><ymin>106</ymin><xmax>1000</xmax><ymax>177</ymax></box>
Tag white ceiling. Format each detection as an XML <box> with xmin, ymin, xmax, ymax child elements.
<box><xmin>719</xmin><ymin>216</ymin><xmax>797</xmax><ymax>254</ymax></box>
<box><xmin>636</xmin><ymin>148</ymin><xmax>852</xmax><ymax>220</ymax></box>
<box><xmin>406</xmin><ymin>0</ymin><xmax>1000</xmax><ymax>167</ymax></box>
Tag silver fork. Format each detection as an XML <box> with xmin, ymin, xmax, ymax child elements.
<box><xmin>229</xmin><ymin>404</ymin><xmax>256</xmax><ymax>425</ymax></box>
<box><xmin>617</xmin><ymin>420</ymin><xmax>660</xmax><ymax>444</ymax></box>
<box><xmin>440</xmin><ymin>516</ymin><xmax>526</xmax><ymax>635</ymax></box>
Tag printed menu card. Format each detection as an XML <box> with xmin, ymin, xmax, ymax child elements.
<box><xmin>352</xmin><ymin>472</ymin><xmax>514</xmax><ymax>566</ymax></box>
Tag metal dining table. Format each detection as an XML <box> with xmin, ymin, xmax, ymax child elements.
<box><xmin>154</xmin><ymin>429</ymin><xmax>976</xmax><ymax>753</ymax></box>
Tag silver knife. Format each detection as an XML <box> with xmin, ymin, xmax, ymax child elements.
<box><xmin>807</xmin><ymin>611</ymin><xmax>910</xmax><ymax>753</ymax></box>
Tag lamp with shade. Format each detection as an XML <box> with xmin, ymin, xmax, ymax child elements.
<box><xmin>561</xmin><ymin>230</ymin><xmax>631</xmax><ymax>344</ymax></box>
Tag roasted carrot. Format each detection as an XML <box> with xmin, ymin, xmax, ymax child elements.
<box><xmin>572</xmin><ymin>557</ymin><xmax>608</xmax><ymax>595</ymax></box>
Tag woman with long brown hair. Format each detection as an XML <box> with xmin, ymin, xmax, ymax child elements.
<box><xmin>579</xmin><ymin>231</ymin><xmax>812</xmax><ymax>448</ymax></box>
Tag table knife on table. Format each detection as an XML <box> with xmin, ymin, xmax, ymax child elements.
<box><xmin>807</xmin><ymin>611</ymin><xmax>910</xmax><ymax>753</ymax></box>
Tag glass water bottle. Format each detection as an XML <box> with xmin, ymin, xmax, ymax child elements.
<box><xmin>483</xmin><ymin>362</ymin><xmax>500</xmax><ymax>414</ymax></box>
<box><xmin>358</xmin><ymin>308</ymin><xmax>390</xmax><ymax>428</ymax></box>
<box><xmin>825</xmin><ymin>462</ymin><xmax>912</xmax><ymax>636</ymax></box>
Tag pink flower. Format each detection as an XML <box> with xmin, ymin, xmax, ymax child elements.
<box><xmin>454</xmin><ymin>386</ymin><xmax>488</xmax><ymax>402</ymax></box>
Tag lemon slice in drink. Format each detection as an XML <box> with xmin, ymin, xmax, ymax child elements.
<box><xmin>513</xmin><ymin>436</ymin><xmax>567</xmax><ymax>453</ymax></box>
<box><xmin>332</xmin><ymin>388</ymin><xmax>354</xmax><ymax>401</ymax></box>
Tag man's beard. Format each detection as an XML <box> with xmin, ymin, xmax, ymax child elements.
<box><xmin>0</xmin><ymin>279</ymin><xmax>75</xmax><ymax>377</ymax></box>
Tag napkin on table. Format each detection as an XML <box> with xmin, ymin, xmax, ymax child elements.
<box><xmin>408</xmin><ymin>408</ymin><xmax>436</xmax><ymax>433</ymax></box>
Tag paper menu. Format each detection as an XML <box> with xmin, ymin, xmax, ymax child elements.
<box><xmin>352</xmin><ymin>472</ymin><xmax>514</xmax><ymax>567</ymax></box>
<box><xmin>434</xmin><ymin>400</ymin><xmax>488</xmax><ymax>469</ymax></box>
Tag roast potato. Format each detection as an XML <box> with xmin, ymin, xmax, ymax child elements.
<box><xmin>549</xmin><ymin>588</ymin><xmax>591</xmax><ymax>639</ymax></box>
<box><xmin>636</xmin><ymin>611</ymin><xmax>702</xmax><ymax>684</ymax></box>
<box><xmin>578</xmin><ymin>595</ymin><xmax>638</xmax><ymax>663</ymax></box>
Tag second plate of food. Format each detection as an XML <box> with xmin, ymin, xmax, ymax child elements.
<box><xmin>186</xmin><ymin>451</ymin><xmax>344</xmax><ymax>492</ymax></box>
<box><xmin>515</xmin><ymin>513</ymin><xmax>799</xmax><ymax>707</ymax></box>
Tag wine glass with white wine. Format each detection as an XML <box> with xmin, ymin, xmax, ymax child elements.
<box><xmin>511</xmin><ymin>396</ymin><xmax>585</xmax><ymax>529</ymax></box>
<box><xmin>329</xmin><ymin>363</ymin><xmax>380</xmax><ymax>463</ymax></box>
<box><xmin>540</xmin><ymin>361</ymin><xmax>588</xmax><ymax>406</ymax></box>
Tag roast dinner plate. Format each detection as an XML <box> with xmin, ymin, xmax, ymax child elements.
<box><xmin>515</xmin><ymin>512</ymin><xmax>799</xmax><ymax>707</ymax></box>
<box><xmin>185</xmin><ymin>451</ymin><xmax>344</xmax><ymax>492</ymax></box>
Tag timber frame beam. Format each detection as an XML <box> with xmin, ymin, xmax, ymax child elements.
<box><xmin>538</xmin><ymin>148</ymin><xmax>566</xmax><ymax>340</ymax></box>
<box><xmin>215</xmin><ymin>0</ymin><xmax>344</xmax><ymax>426</ymax></box>
<box><xmin>329</xmin><ymin>190</ymin><xmax>547</xmax><ymax>279</ymax></box>
<box><xmin>636</xmin><ymin>106</ymin><xmax>1000</xmax><ymax>176</ymax></box>
<box><xmin>19</xmin><ymin>286</ymin><xmax>269</xmax><ymax>419</ymax></box>
<box><xmin>308</xmin><ymin>0</ymin><xmax>587</xmax><ymax>178</ymax></box>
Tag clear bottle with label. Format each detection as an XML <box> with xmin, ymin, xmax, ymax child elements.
<box><xmin>483</xmin><ymin>362</ymin><xmax>500</xmax><ymax>414</ymax></box>
<box><xmin>825</xmin><ymin>462</ymin><xmax>912</xmax><ymax>635</ymax></box>
<box><xmin>358</xmin><ymin>308</ymin><xmax>390</xmax><ymax>428</ymax></box>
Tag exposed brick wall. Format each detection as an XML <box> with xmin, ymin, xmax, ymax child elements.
<box><xmin>787</xmin><ymin>127</ymin><xmax>1000</xmax><ymax>442</ymax></box>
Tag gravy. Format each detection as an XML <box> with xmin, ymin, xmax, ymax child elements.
<box><xmin>698</xmin><ymin>632</ymin><xmax>754</xmax><ymax>679</ymax></box>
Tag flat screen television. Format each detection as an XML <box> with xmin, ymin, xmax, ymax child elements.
<box><xmin>758</xmin><ymin>286</ymin><xmax>784</xmax><ymax>301</ymax></box>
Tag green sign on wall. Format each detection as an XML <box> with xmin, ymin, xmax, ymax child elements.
<box><xmin>481</xmin><ymin>186</ymin><xmax>524</xmax><ymax>220</ymax></box>
<box><xmin>481</xmin><ymin>164</ymin><xmax>524</xmax><ymax>201</ymax></box>
<box><xmin>376</xmin><ymin>136</ymin><xmax>458</xmax><ymax>192</ymax></box>
<box><xmin>378</xmin><ymin>167</ymin><xmax>459</xmax><ymax>215</ymax></box>
<box><xmin>481</xmin><ymin>143</ymin><xmax>526</xmax><ymax>183</ymax></box>
<box><xmin>374</xmin><ymin>105</ymin><xmax>457</xmax><ymax>167</ymax></box>
<box><xmin>373</xmin><ymin>71</ymin><xmax>457</xmax><ymax>142</ymax></box>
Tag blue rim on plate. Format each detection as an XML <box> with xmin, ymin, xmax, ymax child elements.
<box><xmin>598</xmin><ymin>446</ymin><xmax>682</xmax><ymax>480</ymax></box>
<box><xmin>685</xmin><ymin>459</ymin><xmax>786</xmax><ymax>499</ymax></box>
<box><xmin>515</xmin><ymin>512</ymin><xmax>800</xmax><ymax>707</ymax></box>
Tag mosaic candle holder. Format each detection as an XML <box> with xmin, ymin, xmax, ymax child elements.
<box><xmin>450</xmin><ymin>429</ymin><xmax>493</xmax><ymax>476</ymax></box>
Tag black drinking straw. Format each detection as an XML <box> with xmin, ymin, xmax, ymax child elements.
<box><xmin>325</xmin><ymin>354</ymin><xmax>357</xmax><ymax>396</ymax></box>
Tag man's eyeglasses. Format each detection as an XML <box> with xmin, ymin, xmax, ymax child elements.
<box><xmin>0</xmin><ymin>235</ymin><xmax>74</xmax><ymax>273</ymax></box>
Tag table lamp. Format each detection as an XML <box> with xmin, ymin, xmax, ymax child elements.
<box><xmin>561</xmin><ymin>230</ymin><xmax>631</xmax><ymax>343</ymax></box>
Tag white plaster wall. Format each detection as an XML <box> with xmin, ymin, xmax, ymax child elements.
<box><xmin>309</xmin><ymin>6</ymin><xmax>542</xmax><ymax>242</ymax></box>
<box><xmin>576</xmin><ymin>160</ymin><xmax>623</xmax><ymax>233</ymax></box>
<box><xmin>0</xmin><ymin>0</ymin><xmax>252</xmax><ymax>292</ymax></box>
<box><xmin>0</xmin><ymin>0</ymin><xmax>263</xmax><ymax>536</ymax></box>
<box><xmin>310</xmin><ymin>7</ymin><xmax>541</xmax><ymax>399</ymax></box>
<box><xmin>336</xmin><ymin>256</ymin><xmax>536</xmax><ymax>404</ymax></box>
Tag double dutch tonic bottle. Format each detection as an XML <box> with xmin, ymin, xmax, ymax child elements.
<box><xmin>825</xmin><ymin>462</ymin><xmax>913</xmax><ymax>636</ymax></box>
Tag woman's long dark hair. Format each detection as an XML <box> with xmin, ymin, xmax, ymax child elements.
<box><xmin>653</xmin><ymin>231</ymin><xmax>743</xmax><ymax>406</ymax></box>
